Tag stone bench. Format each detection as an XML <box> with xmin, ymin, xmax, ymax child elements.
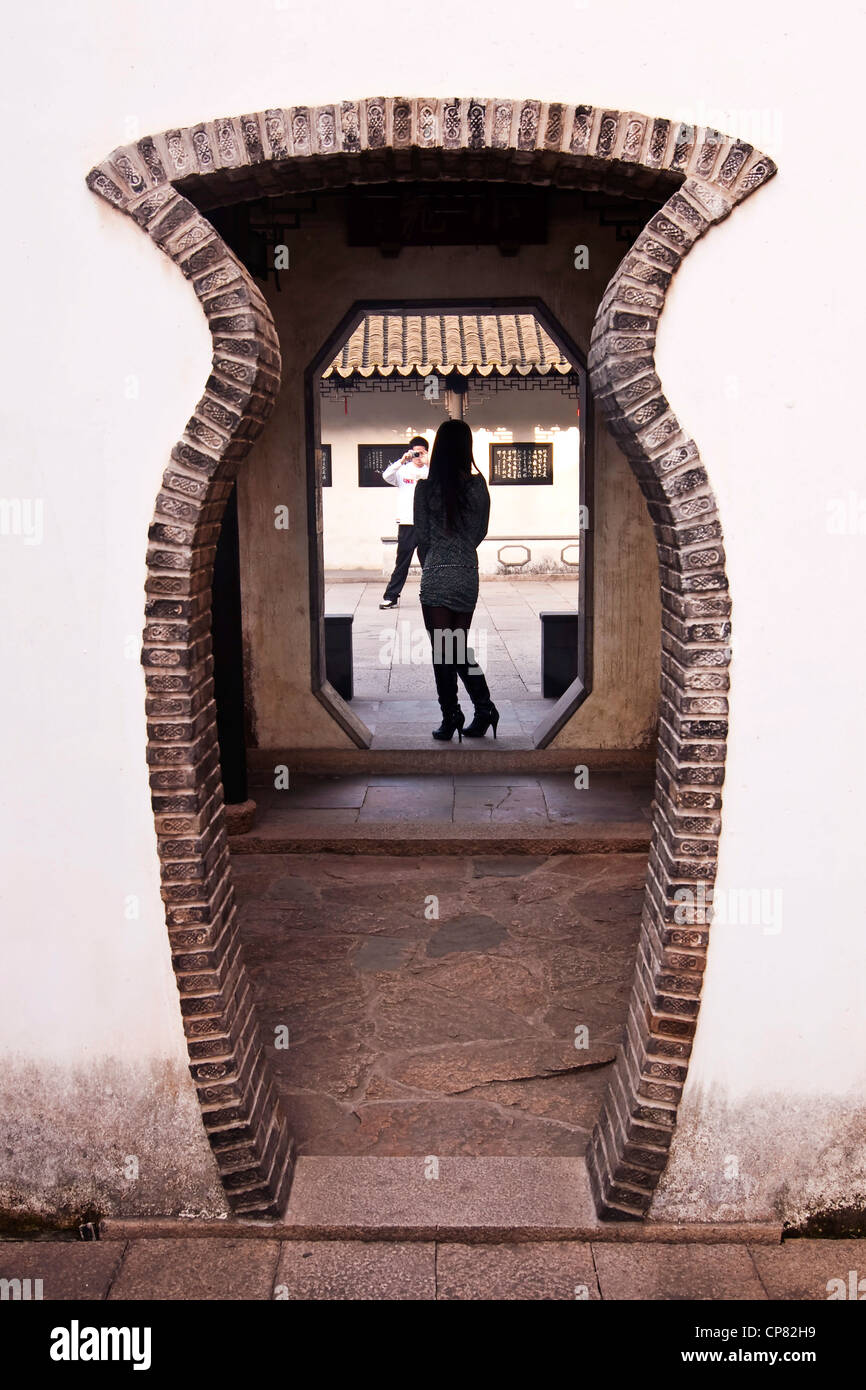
<box><xmin>382</xmin><ymin>535</ymin><xmax>581</xmax><ymax>577</ymax></box>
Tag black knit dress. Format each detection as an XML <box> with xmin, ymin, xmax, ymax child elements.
<box><xmin>413</xmin><ymin>473</ymin><xmax>491</xmax><ymax>611</ymax></box>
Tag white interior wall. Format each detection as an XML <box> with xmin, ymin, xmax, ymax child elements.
<box><xmin>321</xmin><ymin>385</ymin><xmax>580</xmax><ymax>571</ymax></box>
<box><xmin>1</xmin><ymin>0</ymin><xmax>862</xmax><ymax>1221</ymax></box>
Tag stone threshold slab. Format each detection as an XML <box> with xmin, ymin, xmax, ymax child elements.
<box><xmin>99</xmin><ymin>1158</ymin><xmax>782</xmax><ymax>1245</ymax></box>
<box><xmin>247</xmin><ymin>748</ymin><xmax>657</xmax><ymax>775</ymax></box>
<box><xmin>228</xmin><ymin>822</ymin><xmax>651</xmax><ymax>855</ymax></box>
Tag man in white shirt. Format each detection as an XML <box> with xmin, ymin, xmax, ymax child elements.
<box><xmin>379</xmin><ymin>436</ymin><xmax>430</xmax><ymax>609</ymax></box>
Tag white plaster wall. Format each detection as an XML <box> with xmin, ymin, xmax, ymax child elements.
<box><xmin>649</xmin><ymin>53</ymin><xmax>866</xmax><ymax>1222</ymax></box>
<box><xmin>1</xmin><ymin>0</ymin><xmax>862</xmax><ymax>1221</ymax></box>
<box><xmin>321</xmin><ymin>387</ymin><xmax>580</xmax><ymax>571</ymax></box>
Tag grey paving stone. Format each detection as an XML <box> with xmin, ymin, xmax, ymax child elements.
<box><xmin>0</xmin><ymin>1241</ymin><xmax>124</xmax><ymax>1301</ymax></box>
<box><xmin>284</xmin><ymin>1155</ymin><xmax>597</xmax><ymax>1234</ymax></box>
<box><xmin>592</xmin><ymin>1243</ymin><xmax>767</xmax><ymax>1300</ymax></box>
<box><xmin>273</xmin><ymin>1240</ymin><xmax>435</xmax><ymax>1300</ymax></box>
<box><xmin>354</xmin><ymin>936</ymin><xmax>418</xmax><ymax>972</ymax></box>
<box><xmin>108</xmin><ymin>1238</ymin><xmax>280</xmax><ymax>1300</ymax></box>
<box><xmin>437</xmin><ymin>1241</ymin><xmax>600</xmax><ymax>1300</ymax></box>
<box><xmin>750</xmin><ymin>1239</ymin><xmax>866</xmax><ymax>1301</ymax></box>
<box><xmin>273</xmin><ymin>777</ymin><xmax>370</xmax><ymax>808</ymax></box>
<box><xmin>359</xmin><ymin>789</ymin><xmax>454</xmax><ymax>821</ymax></box>
<box><xmin>426</xmin><ymin>914</ymin><xmax>508</xmax><ymax>956</ymax></box>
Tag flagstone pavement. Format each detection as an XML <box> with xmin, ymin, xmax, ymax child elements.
<box><xmin>325</xmin><ymin>574</ymin><xmax>577</xmax><ymax>746</ymax></box>
<box><xmin>1</xmin><ymin>1234</ymin><xmax>862</xmax><ymax>1300</ymax></box>
<box><xmin>230</xmin><ymin>850</ymin><xmax>648</xmax><ymax>1157</ymax></box>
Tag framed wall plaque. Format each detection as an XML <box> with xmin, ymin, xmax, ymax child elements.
<box><xmin>489</xmin><ymin>442</ymin><xmax>553</xmax><ymax>485</ymax></box>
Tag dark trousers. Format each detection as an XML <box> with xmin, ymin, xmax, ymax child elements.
<box><xmin>383</xmin><ymin>524</ymin><xmax>418</xmax><ymax>601</ymax></box>
<box><xmin>421</xmin><ymin>602</ymin><xmax>492</xmax><ymax>714</ymax></box>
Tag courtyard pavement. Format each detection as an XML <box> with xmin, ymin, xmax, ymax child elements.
<box><xmin>5</xmin><ymin>850</ymin><xmax>859</xmax><ymax>1305</ymax></box>
<box><xmin>325</xmin><ymin>574</ymin><xmax>578</xmax><ymax>747</ymax></box>
<box><xmin>1</xmin><ymin>1234</ymin><xmax>863</xmax><ymax>1300</ymax></box>
<box><xmin>245</xmin><ymin>769</ymin><xmax>653</xmax><ymax>836</ymax></box>
<box><xmin>231</xmin><ymin>851</ymin><xmax>645</xmax><ymax>1157</ymax></box>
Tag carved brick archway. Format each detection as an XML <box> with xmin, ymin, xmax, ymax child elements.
<box><xmin>87</xmin><ymin>97</ymin><xmax>775</xmax><ymax>1219</ymax></box>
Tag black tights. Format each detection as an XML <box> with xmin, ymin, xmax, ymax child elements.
<box><xmin>420</xmin><ymin>603</ymin><xmax>491</xmax><ymax>712</ymax></box>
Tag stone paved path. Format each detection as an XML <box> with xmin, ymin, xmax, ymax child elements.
<box><xmin>325</xmin><ymin>575</ymin><xmax>577</xmax><ymax>746</ymax></box>
<box><xmin>1</xmin><ymin>1235</ymin><xmax>863</xmax><ymax>1300</ymax></box>
<box><xmin>246</xmin><ymin>770</ymin><xmax>653</xmax><ymax>830</ymax></box>
<box><xmin>231</xmin><ymin>851</ymin><xmax>646</xmax><ymax>1156</ymax></box>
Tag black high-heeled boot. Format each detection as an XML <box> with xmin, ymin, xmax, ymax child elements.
<box><xmin>462</xmin><ymin>700</ymin><xmax>500</xmax><ymax>739</ymax></box>
<box><xmin>431</xmin><ymin>660</ymin><xmax>464</xmax><ymax>741</ymax></box>
<box><xmin>457</xmin><ymin>662</ymin><xmax>500</xmax><ymax>739</ymax></box>
<box><xmin>432</xmin><ymin>707</ymin><xmax>465</xmax><ymax>741</ymax></box>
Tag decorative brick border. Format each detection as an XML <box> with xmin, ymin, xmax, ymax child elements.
<box><xmin>87</xmin><ymin>98</ymin><xmax>776</xmax><ymax>1219</ymax></box>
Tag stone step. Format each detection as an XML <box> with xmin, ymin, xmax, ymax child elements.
<box><xmin>99</xmin><ymin>1158</ymin><xmax>782</xmax><ymax>1245</ymax></box>
<box><xmin>228</xmin><ymin>819</ymin><xmax>652</xmax><ymax>855</ymax></box>
<box><xmin>247</xmin><ymin>747</ymin><xmax>657</xmax><ymax>776</ymax></box>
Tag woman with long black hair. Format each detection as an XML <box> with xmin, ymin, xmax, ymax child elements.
<box><xmin>413</xmin><ymin>418</ymin><xmax>500</xmax><ymax>741</ymax></box>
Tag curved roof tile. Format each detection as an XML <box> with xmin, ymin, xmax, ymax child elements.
<box><xmin>323</xmin><ymin>311</ymin><xmax>572</xmax><ymax>378</ymax></box>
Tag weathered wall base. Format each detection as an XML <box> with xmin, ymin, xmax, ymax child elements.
<box><xmin>0</xmin><ymin>1059</ymin><xmax>229</xmax><ymax>1227</ymax></box>
<box><xmin>651</xmin><ymin>1084</ymin><xmax>866</xmax><ymax>1227</ymax></box>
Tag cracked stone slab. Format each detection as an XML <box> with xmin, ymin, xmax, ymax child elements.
<box><xmin>461</xmin><ymin>1068</ymin><xmax>615</xmax><ymax>1128</ymax></box>
<box><xmin>234</xmin><ymin>851</ymin><xmax>640</xmax><ymax>1154</ymax></box>
<box><xmin>382</xmin><ymin>1039</ymin><xmax>617</xmax><ymax>1093</ymax></box>
<box><xmin>320</xmin><ymin>1099</ymin><xmax>585</xmax><ymax>1156</ymax></box>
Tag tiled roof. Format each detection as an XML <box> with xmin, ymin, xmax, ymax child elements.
<box><xmin>322</xmin><ymin>312</ymin><xmax>573</xmax><ymax>379</ymax></box>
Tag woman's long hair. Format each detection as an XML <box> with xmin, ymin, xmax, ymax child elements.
<box><xmin>426</xmin><ymin>419</ymin><xmax>479</xmax><ymax>532</ymax></box>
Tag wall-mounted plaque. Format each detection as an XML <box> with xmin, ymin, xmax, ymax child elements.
<box><xmin>319</xmin><ymin>443</ymin><xmax>332</xmax><ymax>487</ymax></box>
<box><xmin>358</xmin><ymin>443</ymin><xmax>403</xmax><ymax>488</ymax></box>
<box><xmin>489</xmin><ymin>442</ymin><xmax>553</xmax><ymax>485</ymax></box>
